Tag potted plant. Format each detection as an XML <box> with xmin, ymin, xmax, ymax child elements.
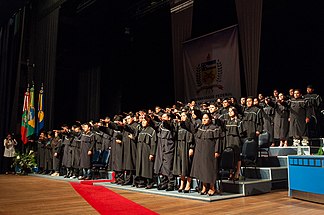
<box><xmin>12</xmin><ymin>150</ymin><xmax>37</xmax><ymax>175</ymax></box>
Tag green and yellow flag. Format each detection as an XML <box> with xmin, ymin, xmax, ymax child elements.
<box><xmin>27</xmin><ymin>84</ymin><xmax>35</xmax><ymax>137</ymax></box>
<box><xmin>21</xmin><ymin>86</ymin><xmax>29</xmax><ymax>144</ymax></box>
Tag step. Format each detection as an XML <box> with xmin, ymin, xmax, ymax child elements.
<box><xmin>221</xmin><ymin>178</ymin><xmax>272</xmax><ymax>196</ymax></box>
<box><xmin>242</xmin><ymin>166</ymin><xmax>287</xmax><ymax>181</ymax></box>
<box><xmin>258</xmin><ymin>156</ymin><xmax>288</xmax><ymax>167</ymax></box>
<box><xmin>269</xmin><ymin>146</ymin><xmax>320</xmax><ymax>156</ymax></box>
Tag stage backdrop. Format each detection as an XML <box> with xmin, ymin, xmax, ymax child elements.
<box><xmin>182</xmin><ymin>25</ymin><xmax>241</xmax><ymax>104</ymax></box>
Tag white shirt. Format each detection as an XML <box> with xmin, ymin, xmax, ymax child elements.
<box><xmin>3</xmin><ymin>138</ymin><xmax>17</xmax><ymax>157</ymax></box>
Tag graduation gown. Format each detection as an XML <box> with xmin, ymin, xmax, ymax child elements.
<box><xmin>70</xmin><ymin>131</ymin><xmax>82</xmax><ymax>169</ymax></box>
<box><xmin>273</xmin><ymin>101</ymin><xmax>289</xmax><ymax>140</ymax></box>
<box><xmin>190</xmin><ymin>123</ymin><xmax>222</xmax><ymax>184</ymax></box>
<box><xmin>122</xmin><ymin>122</ymin><xmax>138</xmax><ymax>171</ymax></box>
<box><xmin>136</xmin><ymin>126</ymin><xmax>157</xmax><ymax>179</ymax></box>
<box><xmin>79</xmin><ymin>131</ymin><xmax>94</xmax><ymax>169</ymax></box>
<box><xmin>172</xmin><ymin>120</ymin><xmax>194</xmax><ymax>177</ymax></box>
<box><xmin>51</xmin><ymin>137</ymin><xmax>62</xmax><ymax>171</ymax></box>
<box><xmin>61</xmin><ymin>134</ymin><xmax>73</xmax><ymax>168</ymax></box>
<box><xmin>37</xmin><ymin>139</ymin><xmax>47</xmax><ymax>169</ymax></box>
<box><xmin>224</xmin><ymin>118</ymin><xmax>244</xmax><ymax>162</ymax></box>
<box><xmin>44</xmin><ymin>139</ymin><xmax>53</xmax><ymax>170</ymax></box>
<box><xmin>288</xmin><ymin>98</ymin><xmax>310</xmax><ymax>139</ymax></box>
<box><xmin>242</xmin><ymin>106</ymin><xmax>263</xmax><ymax>139</ymax></box>
<box><xmin>154</xmin><ymin>122</ymin><xmax>175</xmax><ymax>178</ymax></box>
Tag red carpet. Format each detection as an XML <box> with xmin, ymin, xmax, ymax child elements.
<box><xmin>70</xmin><ymin>182</ymin><xmax>158</xmax><ymax>215</ymax></box>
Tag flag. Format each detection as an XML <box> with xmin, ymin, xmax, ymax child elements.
<box><xmin>36</xmin><ymin>84</ymin><xmax>44</xmax><ymax>135</ymax></box>
<box><xmin>27</xmin><ymin>84</ymin><xmax>35</xmax><ymax>137</ymax></box>
<box><xmin>182</xmin><ymin>25</ymin><xmax>241</xmax><ymax>104</ymax></box>
<box><xmin>21</xmin><ymin>86</ymin><xmax>29</xmax><ymax>144</ymax></box>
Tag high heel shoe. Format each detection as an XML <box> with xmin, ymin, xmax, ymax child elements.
<box><xmin>207</xmin><ymin>190</ymin><xmax>216</xmax><ymax>196</ymax></box>
<box><xmin>178</xmin><ymin>188</ymin><xmax>184</xmax><ymax>193</ymax></box>
<box><xmin>233</xmin><ymin>176</ymin><xmax>239</xmax><ymax>181</ymax></box>
<box><xmin>183</xmin><ymin>188</ymin><xmax>191</xmax><ymax>193</ymax></box>
<box><xmin>199</xmin><ymin>190</ymin><xmax>207</xmax><ymax>195</ymax></box>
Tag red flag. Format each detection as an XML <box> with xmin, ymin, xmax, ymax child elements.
<box><xmin>21</xmin><ymin>87</ymin><xmax>29</xmax><ymax>144</ymax></box>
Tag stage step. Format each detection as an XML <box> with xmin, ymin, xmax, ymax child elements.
<box><xmin>258</xmin><ymin>156</ymin><xmax>288</xmax><ymax>167</ymax></box>
<box><xmin>241</xmin><ymin>166</ymin><xmax>288</xmax><ymax>190</ymax></box>
<box><xmin>269</xmin><ymin>146</ymin><xmax>320</xmax><ymax>156</ymax></box>
<box><xmin>243</xmin><ymin>166</ymin><xmax>287</xmax><ymax>181</ymax></box>
<box><xmin>221</xmin><ymin>179</ymin><xmax>272</xmax><ymax>196</ymax></box>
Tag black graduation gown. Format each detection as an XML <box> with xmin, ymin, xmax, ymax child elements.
<box><xmin>136</xmin><ymin>126</ymin><xmax>157</xmax><ymax>179</ymax></box>
<box><xmin>71</xmin><ymin>132</ymin><xmax>82</xmax><ymax>169</ymax></box>
<box><xmin>79</xmin><ymin>131</ymin><xmax>94</xmax><ymax>169</ymax></box>
<box><xmin>44</xmin><ymin>139</ymin><xmax>53</xmax><ymax>170</ymax></box>
<box><xmin>61</xmin><ymin>134</ymin><xmax>73</xmax><ymax>168</ymax></box>
<box><xmin>273</xmin><ymin>101</ymin><xmax>289</xmax><ymax>140</ymax></box>
<box><xmin>51</xmin><ymin>137</ymin><xmax>62</xmax><ymax>171</ymax></box>
<box><xmin>99</xmin><ymin>125</ymin><xmax>114</xmax><ymax>170</ymax></box>
<box><xmin>224</xmin><ymin>118</ymin><xmax>244</xmax><ymax>162</ymax></box>
<box><xmin>190</xmin><ymin>123</ymin><xmax>222</xmax><ymax>184</ymax></box>
<box><xmin>154</xmin><ymin>122</ymin><xmax>175</xmax><ymax>178</ymax></box>
<box><xmin>37</xmin><ymin>139</ymin><xmax>46</xmax><ymax>169</ymax></box>
<box><xmin>173</xmin><ymin>120</ymin><xmax>194</xmax><ymax>177</ymax></box>
<box><xmin>242</xmin><ymin>106</ymin><xmax>263</xmax><ymax>139</ymax></box>
<box><xmin>122</xmin><ymin>122</ymin><xmax>138</xmax><ymax>171</ymax></box>
<box><xmin>304</xmin><ymin>93</ymin><xmax>323</xmax><ymax>138</ymax></box>
<box><xmin>109</xmin><ymin>123</ymin><xmax>124</xmax><ymax>172</ymax></box>
<box><xmin>263</xmin><ymin>104</ymin><xmax>275</xmax><ymax>142</ymax></box>
<box><xmin>288</xmin><ymin>98</ymin><xmax>310</xmax><ymax>139</ymax></box>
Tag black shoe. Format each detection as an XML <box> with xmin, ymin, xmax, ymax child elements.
<box><xmin>122</xmin><ymin>181</ymin><xmax>132</xmax><ymax>186</ymax></box>
<box><xmin>157</xmin><ymin>184</ymin><xmax>168</xmax><ymax>190</ymax></box>
<box><xmin>178</xmin><ymin>188</ymin><xmax>183</xmax><ymax>193</ymax></box>
<box><xmin>183</xmin><ymin>189</ymin><xmax>190</xmax><ymax>193</ymax></box>
<box><xmin>166</xmin><ymin>186</ymin><xmax>174</xmax><ymax>191</ymax></box>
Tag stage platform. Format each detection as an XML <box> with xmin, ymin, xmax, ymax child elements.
<box><xmin>32</xmin><ymin>145</ymin><xmax>322</xmax><ymax>202</ymax></box>
<box><xmin>96</xmin><ymin>181</ymin><xmax>245</xmax><ymax>202</ymax></box>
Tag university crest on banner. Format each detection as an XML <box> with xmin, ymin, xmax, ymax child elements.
<box><xmin>196</xmin><ymin>55</ymin><xmax>224</xmax><ymax>94</ymax></box>
<box><xmin>182</xmin><ymin>25</ymin><xmax>241</xmax><ymax>104</ymax></box>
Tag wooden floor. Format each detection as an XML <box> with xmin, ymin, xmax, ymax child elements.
<box><xmin>1</xmin><ymin>174</ymin><xmax>324</xmax><ymax>215</ymax></box>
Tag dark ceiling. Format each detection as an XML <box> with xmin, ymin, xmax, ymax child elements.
<box><xmin>0</xmin><ymin>0</ymin><xmax>28</xmax><ymax>25</ymax></box>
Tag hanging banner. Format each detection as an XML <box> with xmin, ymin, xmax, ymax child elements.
<box><xmin>182</xmin><ymin>25</ymin><xmax>241</xmax><ymax>104</ymax></box>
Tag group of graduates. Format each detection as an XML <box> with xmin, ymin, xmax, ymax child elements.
<box><xmin>35</xmin><ymin>84</ymin><xmax>323</xmax><ymax>196</ymax></box>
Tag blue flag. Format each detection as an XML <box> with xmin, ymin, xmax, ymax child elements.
<box><xmin>36</xmin><ymin>84</ymin><xmax>44</xmax><ymax>136</ymax></box>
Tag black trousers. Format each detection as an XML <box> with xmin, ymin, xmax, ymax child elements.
<box><xmin>3</xmin><ymin>157</ymin><xmax>14</xmax><ymax>173</ymax></box>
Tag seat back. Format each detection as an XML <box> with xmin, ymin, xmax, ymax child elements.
<box><xmin>242</xmin><ymin>139</ymin><xmax>258</xmax><ymax>163</ymax></box>
<box><xmin>92</xmin><ymin>150</ymin><xmax>102</xmax><ymax>164</ymax></box>
<box><xmin>220</xmin><ymin>147</ymin><xmax>236</xmax><ymax>170</ymax></box>
<box><xmin>258</xmin><ymin>131</ymin><xmax>270</xmax><ymax>148</ymax></box>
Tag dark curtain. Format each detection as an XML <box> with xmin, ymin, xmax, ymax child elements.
<box><xmin>170</xmin><ymin>0</ymin><xmax>193</xmax><ymax>102</ymax></box>
<box><xmin>235</xmin><ymin>0</ymin><xmax>263</xmax><ymax>97</ymax></box>
<box><xmin>77</xmin><ymin>66</ymin><xmax>101</xmax><ymax>123</ymax></box>
<box><xmin>30</xmin><ymin>0</ymin><xmax>60</xmax><ymax>131</ymax></box>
